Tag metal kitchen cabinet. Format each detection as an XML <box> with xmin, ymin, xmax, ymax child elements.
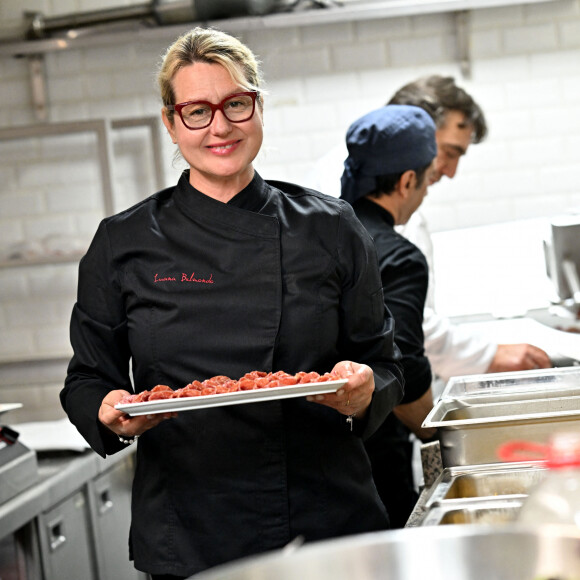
<box><xmin>37</xmin><ymin>489</ymin><xmax>97</xmax><ymax>580</ymax></box>
<box><xmin>89</xmin><ymin>456</ymin><xmax>146</xmax><ymax>580</ymax></box>
<box><xmin>0</xmin><ymin>521</ymin><xmax>42</xmax><ymax>580</ymax></box>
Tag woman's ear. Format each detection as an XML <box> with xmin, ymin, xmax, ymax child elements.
<box><xmin>161</xmin><ymin>108</ymin><xmax>177</xmax><ymax>144</ymax></box>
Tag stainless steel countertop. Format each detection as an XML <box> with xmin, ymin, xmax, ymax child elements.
<box><xmin>0</xmin><ymin>445</ymin><xmax>135</xmax><ymax>538</ymax></box>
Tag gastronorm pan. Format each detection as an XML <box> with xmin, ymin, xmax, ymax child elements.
<box><xmin>423</xmin><ymin>393</ymin><xmax>580</xmax><ymax>466</ymax></box>
<box><xmin>422</xmin><ymin>462</ymin><xmax>546</xmax><ymax>508</ymax></box>
<box><xmin>439</xmin><ymin>365</ymin><xmax>580</xmax><ymax>402</ymax></box>
<box><xmin>420</xmin><ymin>497</ymin><xmax>524</xmax><ymax>526</ymax></box>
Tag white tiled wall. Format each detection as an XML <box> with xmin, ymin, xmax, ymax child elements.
<box><xmin>0</xmin><ymin>0</ymin><xmax>579</xmax><ymax>414</ymax></box>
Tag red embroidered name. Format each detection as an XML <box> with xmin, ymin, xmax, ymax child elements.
<box><xmin>181</xmin><ymin>272</ymin><xmax>214</xmax><ymax>284</ymax></box>
<box><xmin>154</xmin><ymin>274</ymin><xmax>176</xmax><ymax>283</ymax></box>
<box><xmin>153</xmin><ymin>272</ymin><xmax>214</xmax><ymax>284</ymax></box>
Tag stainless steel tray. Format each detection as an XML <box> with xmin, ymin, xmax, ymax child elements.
<box><xmin>423</xmin><ymin>462</ymin><xmax>546</xmax><ymax>509</ymax></box>
<box><xmin>423</xmin><ymin>393</ymin><xmax>580</xmax><ymax>466</ymax></box>
<box><xmin>420</xmin><ymin>497</ymin><xmax>524</xmax><ymax>526</ymax></box>
<box><xmin>439</xmin><ymin>366</ymin><xmax>580</xmax><ymax>401</ymax></box>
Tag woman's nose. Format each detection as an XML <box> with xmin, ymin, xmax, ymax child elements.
<box><xmin>210</xmin><ymin>109</ymin><xmax>232</xmax><ymax>134</ymax></box>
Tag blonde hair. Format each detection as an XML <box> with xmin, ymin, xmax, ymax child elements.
<box><xmin>158</xmin><ymin>27</ymin><xmax>263</xmax><ymax>123</ymax></box>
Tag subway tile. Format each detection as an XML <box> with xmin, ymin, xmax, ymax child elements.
<box><xmin>560</xmin><ymin>20</ymin><xmax>580</xmax><ymax>48</ymax></box>
<box><xmin>0</xmin><ymin>0</ymin><xmax>47</xmax><ymax>23</ymax></box>
<box><xmin>539</xmin><ymin>163</ymin><xmax>580</xmax><ymax>194</ymax></box>
<box><xmin>28</xmin><ymin>264</ymin><xmax>79</xmax><ymax>297</ymax></box>
<box><xmin>5</xmin><ymin>300</ymin><xmax>60</xmax><ymax>327</ymax></box>
<box><xmin>389</xmin><ymin>35</ymin><xmax>451</xmax><ymax>67</ymax></box>
<box><xmin>46</xmin><ymin>183</ymin><xmax>102</xmax><ymax>213</ymax></box>
<box><xmin>502</xmin><ymin>23</ymin><xmax>558</xmax><ymax>54</ymax></box>
<box><xmin>355</xmin><ymin>16</ymin><xmax>412</xmax><ymax>40</ymax></box>
<box><xmin>509</xmin><ymin>136</ymin><xmax>565</xmax><ymax>166</ymax></box>
<box><xmin>533</xmin><ymin>105</ymin><xmax>580</xmax><ymax>135</ymax></box>
<box><xmin>48</xmin><ymin>74</ymin><xmax>85</xmax><ymax>102</ymax></box>
<box><xmin>303</xmin><ymin>72</ymin><xmax>358</xmax><ymax>103</ymax></box>
<box><xmin>47</xmin><ymin>50</ymin><xmax>83</xmax><ymax>76</ymax></box>
<box><xmin>471</xmin><ymin>55</ymin><xmax>531</xmax><ymax>82</ymax></box>
<box><xmin>504</xmin><ymin>78</ymin><xmax>564</xmax><ymax>108</ymax></box>
<box><xmin>262</xmin><ymin>46</ymin><xmax>332</xmax><ymax>79</ymax></box>
<box><xmin>0</xmin><ymin>328</ymin><xmax>35</xmax><ymax>360</ymax></box>
<box><xmin>524</xmin><ymin>0</ymin><xmax>578</xmax><ymax>23</ymax></box>
<box><xmin>471</xmin><ymin>29</ymin><xmax>502</xmax><ymax>59</ymax></box>
<box><xmin>486</xmin><ymin>109</ymin><xmax>534</xmax><ymax>139</ymax></box>
<box><xmin>244</xmin><ymin>27</ymin><xmax>301</xmax><ymax>56</ymax></box>
<box><xmin>0</xmin><ymin>192</ymin><xmax>44</xmax><ymax>217</ymax></box>
<box><xmin>0</xmin><ymin>270</ymin><xmax>28</xmax><ymax>299</ymax></box>
<box><xmin>0</xmin><ymin>78</ymin><xmax>30</xmax><ymax>107</ymax></box>
<box><xmin>481</xmin><ymin>167</ymin><xmax>542</xmax><ymax>198</ymax></box>
<box><xmin>331</xmin><ymin>40</ymin><xmax>388</xmax><ymax>72</ymax></box>
<box><xmin>530</xmin><ymin>50</ymin><xmax>580</xmax><ymax>77</ymax></box>
<box><xmin>0</xmin><ymin>220</ymin><xmax>24</xmax><ymax>249</ymax></box>
<box><xmin>470</xmin><ymin>5</ymin><xmax>524</xmax><ymax>29</ymax></box>
<box><xmin>35</xmin><ymin>326</ymin><xmax>72</xmax><ymax>356</ymax></box>
<box><xmin>512</xmin><ymin>192</ymin><xmax>571</xmax><ymax>221</ymax></box>
<box><xmin>22</xmin><ymin>213</ymin><xmax>77</xmax><ymax>240</ymax></box>
<box><xmin>411</xmin><ymin>13</ymin><xmax>455</xmax><ymax>36</ymax></box>
<box><xmin>301</xmin><ymin>21</ymin><xmax>354</xmax><ymax>47</ymax></box>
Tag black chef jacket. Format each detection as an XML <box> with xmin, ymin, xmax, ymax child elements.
<box><xmin>61</xmin><ymin>172</ymin><xmax>404</xmax><ymax>577</ymax></box>
<box><xmin>352</xmin><ymin>198</ymin><xmax>432</xmax><ymax>528</ymax></box>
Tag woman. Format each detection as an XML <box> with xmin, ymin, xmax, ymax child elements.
<box><xmin>60</xmin><ymin>27</ymin><xmax>404</xmax><ymax>579</ymax></box>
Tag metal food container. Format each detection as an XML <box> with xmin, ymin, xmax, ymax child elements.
<box><xmin>190</xmin><ymin>525</ymin><xmax>580</xmax><ymax>580</ymax></box>
<box><xmin>439</xmin><ymin>365</ymin><xmax>580</xmax><ymax>400</ymax></box>
<box><xmin>423</xmin><ymin>366</ymin><xmax>580</xmax><ymax>467</ymax></box>
<box><xmin>423</xmin><ymin>462</ymin><xmax>547</xmax><ymax>508</ymax></box>
<box><xmin>420</xmin><ymin>497</ymin><xmax>524</xmax><ymax>526</ymax></box>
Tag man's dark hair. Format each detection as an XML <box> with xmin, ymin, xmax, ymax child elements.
<box><xmin>368</xmin><ymin>161</ymin><xmax>432</xmax><ymax>199</ymax></box>
<box><xmin>387</xmin><ymin>75</ymin><xmax>487</xmax><ymax>143</ymax></box>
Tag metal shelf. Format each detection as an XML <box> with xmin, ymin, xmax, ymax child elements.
<box><xmin>0</xmin><ymin>0</ymin><xmax>563</xmax><ymax>58</ymax></box>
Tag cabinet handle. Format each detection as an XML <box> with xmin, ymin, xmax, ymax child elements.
<box><xmin>99</xmin><ymin>488</ymin><xmax>114</xmax><ymax>515</ymax></box>
<box><xmin>48</xmin><ymin>517</ymin><xmax>66</xmax><ymax>552</ymax></box>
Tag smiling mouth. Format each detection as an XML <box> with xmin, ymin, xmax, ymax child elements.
<box><xmin>208</xmin><ymin>141</ymin><xmax>240</xmax><ymax>153</ymax></box>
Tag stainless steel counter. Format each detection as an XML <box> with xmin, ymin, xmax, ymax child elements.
<box><xmin>0</xmin><ymin>445</ymin><xmax>135</xmax><ymax>539</ymax></box>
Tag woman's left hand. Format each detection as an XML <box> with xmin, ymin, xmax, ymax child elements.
<box><xmin>306</xmin><ymin>361</ymin><xmax>374</xmax><ymax>418</ymax></box>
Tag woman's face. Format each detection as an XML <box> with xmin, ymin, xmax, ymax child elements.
<box><xmin>162</xmin><ymin>61</ymin><xmax>263</xmax><ymax>200</ymax></box>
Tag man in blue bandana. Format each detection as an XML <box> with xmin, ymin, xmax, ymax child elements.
<box><xmin>340</xmin><ymin>104</ymin><xmax>438</xmax><ymax>528</ymax></box>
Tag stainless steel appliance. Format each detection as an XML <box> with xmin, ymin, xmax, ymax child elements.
<box><xmin>0</xmin><ymin>404</ymin><xmax>39</xmax><ymax>505</ymax></box>
<box><xmin>189</xmin><ymin>525</ymin><xmax>580</xmax><ymax>580</ymax></box>
<box><xmin>423</xmin><ymin>366</ymin><xmax>580</xmax><ymax>467</ymax></box>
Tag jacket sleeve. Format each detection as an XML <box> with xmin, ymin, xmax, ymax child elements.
<box><xmin>399</xmin><ymin>211</ymin><xmax>497</xmax><ymax>382</ymax></box>
<box><xmin>60</xmin><ymin>221</ymin><xmax>132</xmax><ymax>457</ymax></box>
<box><xmin>377</xmin><ymin>238</ymin><xmax>432</xmax><ymax>404</ymax></box>
<box><xmin>422</xmin><ymin>308</ymin><xmax>497</xmax><ymax>382</ymax></box>
<box><xmin>336</xmin><ymin>203</ymin><xmax>405</xmax><ymax>440</ymax></box>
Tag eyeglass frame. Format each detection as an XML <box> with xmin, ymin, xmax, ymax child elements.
<box><xmin>166</xmin><ymin>91</ymin><xmax>259</xmax><ymax>131</ymax></box>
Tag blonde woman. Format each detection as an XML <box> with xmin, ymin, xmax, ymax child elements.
<box><xmin>61</xmin><ymin>27</ymin><xmax>404</xmax><ymax>579</ymax></box>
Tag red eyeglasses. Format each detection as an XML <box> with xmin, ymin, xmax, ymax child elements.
<box><xmin>167</xmin><ymin>91</ymin><xmax>258</xmax><ymax>130</ymax></box>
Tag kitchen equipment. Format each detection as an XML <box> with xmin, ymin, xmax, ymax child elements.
<box><xmin>189</xmin><ymin>524</ymin><xmax>580</xmax><ymax>580</ymax></box>
<box><xmin>544</xmin><ymin>214</ymin><xmax>580</xmax><ymax>310</ymax></box>
<box><xmin>424</xmin><ymin>366</ymin><xmax>580</xmax><ymax>467</ymax></box>
<box><xmin>438</xmin><ymin>365</ymin><xmax>580</xmax><ymax>401</ymax></box>
<box><xmin>422</xmin><ymin>462</ymin><xmax>547</xmax><ymax>509</ymax></box>
<box><xmin>0</xmin><ymin>404</ymin><xmax>39</xmax><ymax>505</ymax></box>
<box><xmin>420</xmin><ymin>497</ymin><xmax>524</xmax><ymax>526</ymax></box>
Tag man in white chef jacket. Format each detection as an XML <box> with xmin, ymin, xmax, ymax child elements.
<box><xmin>307</xmin><ymin>75</ymin><xmax>552</xmax><ymax>391</ymax></box>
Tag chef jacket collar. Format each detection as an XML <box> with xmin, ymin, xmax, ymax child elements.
<box><xmin>355</xmin><ymin>197</ymin><xmax>395</xmax><ymax>228</ymax></box>
<box><xmin>175</xmin><ymin>170</ymin><xmax>271</xmax><ymax>215</ymax></box>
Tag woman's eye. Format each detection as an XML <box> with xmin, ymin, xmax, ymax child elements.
<box><xmin>225</xmin><ymin>100</ymin><xmax>243</xmax><ymax>110</ymax></box>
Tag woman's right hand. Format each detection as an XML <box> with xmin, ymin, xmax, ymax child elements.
<box><xmin>98</xmin><ymin>389</ymin><xmax>177</xmax><ymax>438</ymax></box>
